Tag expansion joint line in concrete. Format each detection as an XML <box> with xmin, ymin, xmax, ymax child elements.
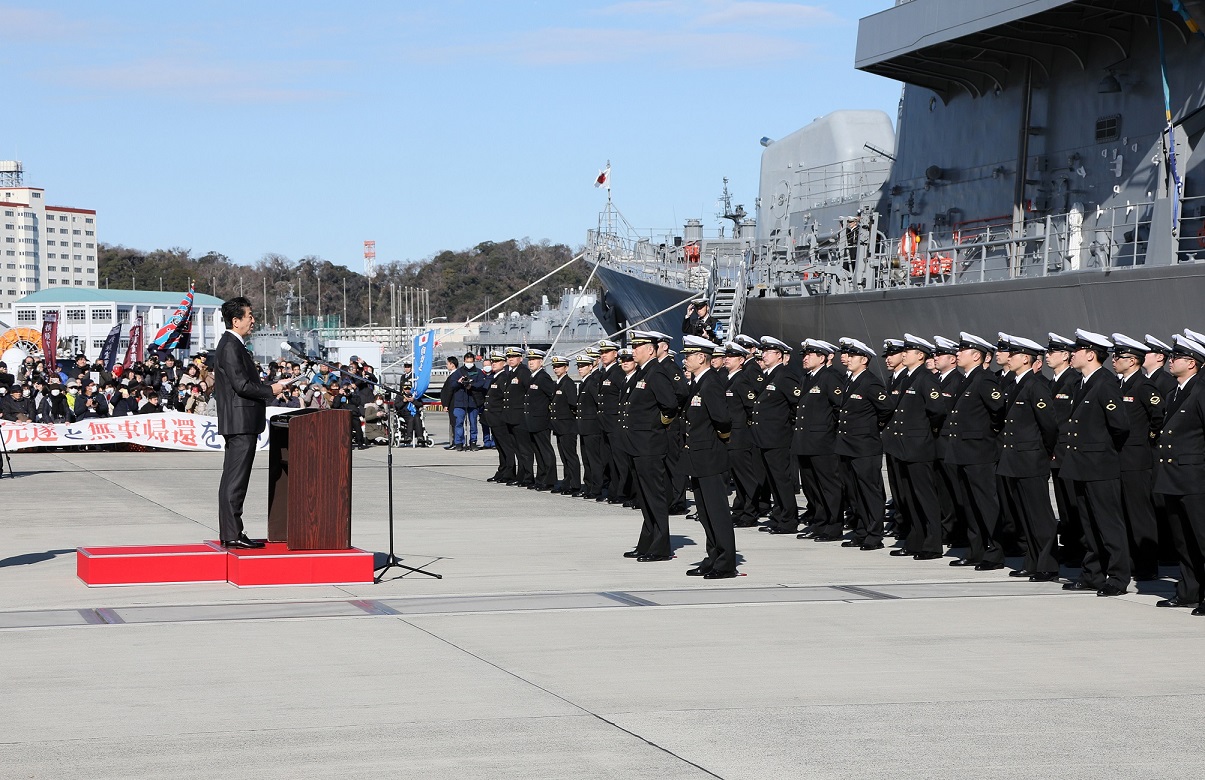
<box><xmin>394</xmin><ymin>615</ymin><xmax>727</xmax><ymax>780</ymax></box>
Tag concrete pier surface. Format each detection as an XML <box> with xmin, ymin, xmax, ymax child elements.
<box><xmin>1</xmin><ymin>447</ymin><xmax>1201</xmax><ymax>779</ymax></box>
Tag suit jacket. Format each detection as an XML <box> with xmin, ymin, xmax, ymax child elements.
<box><xmin>940</xmin><ymin>366</ymin><xmax>1005</xmax><ymax>466</ymax></box>
<box><xmin>621</xmin><ymin>360</ymin><xmax>678</xmax><ymax>456</ymax></box>
<box><xmin>595</xmin><ymin>362</ymin><xmax>623</xmax><ymax>434</ymax></box>
<box><xmin>1059</xmin><ymin>367</ymin><xmax>1131</xmax><ymax>481</ymax></box>
<box><xmin>1119</xmin><ymin>371</ymin><xmax>1164</xmax><ymax>472</ymax></box>
<box><xmin>749</xmin><ymin>364</ymin><xmax>799</xmax><ymax>450</ymax></box>
<box><xmin>791</xmin><ymin>365</ymin><xmax>844</xmax><ymax>457</ymax></box>
<box><xmin>214</xmin><ymin>331</ymin><xmax>274</xmax><ymax>436</ymax></box>
<box><xmin>523</xmin><ymin>369</ymin><xmax>557</xmax><ymax>432</ymax></box>
<box><xmin>996</xmin><ymin>370</ymin><xmax>1058</xmax><ymax>478</ymax></box>
<box><xmin>551</xmin><ymin>374</ymin><xmax>578</xmax><ymax>435</ymax></box>
<box><xmin>1153</xmin><ymin>375</ymin><xmax>1205</xmax><ymax>495</ymax></box>
<box><xmin>834</xmin><ymin>369</ymin><xmax>894</xmax><ymax>458</ymax></box>
<box><xmin>881</xmin><ymin>367</ymin><xmax>946</xmax><ymax>463</ymax></box>
<box><xmin>576</xmin><ymin>369</ymin><xmax>602</xmax><ymax>436</ymax></box>
<box><xmin>501</xmin><ymin>363</ymin><xmax>531</xmax><ymax>426</ymax></box>
<box><xmin>683</xmin><ymin>369</ymin><xmax>731</xmax><ymax>477</ymax></box>
<box><xmin>724</xmin><ymin>368</ymin><xmax>759</xmax><ymax>451</ymax></box>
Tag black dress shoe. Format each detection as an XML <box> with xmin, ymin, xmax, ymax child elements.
<box><xmin>796</xmin><ymin>529</ymin><xmax>818</xmax><ymax>539</ymax></box>
<box><xmin>622</xmin><ymin>550</ymin><xmax>642</xmax><ymax>559</ymax></box>
<box><xmin>668</xmin><ymin>503</ymin><xmax>688</xmax><ymax>516</ymax></box>
<box><xmin>1096</xmin><ymin>584</ymin><xmax>1128</xmax><ymax>597</ymax></box>
<box><xmin>733</xmin><ymin>519</ymin><xmax>759</xmax><ymax>528</ymax></box>
<box><xmin>841</xmin><ymin>540</ymin><xmax>860</xmax><ymax>548</ymax></box>
<box><xmin>703</xmin><ymin>570</ymin><xmax>738</xmax><ymax>580</ymax></box>
<box><xmin>860</xmin><ymin>542</ymin><xmax>885</xmax><ymax>551</ymax></box>
<box><xmin>812</xmin><ymin>534</ymin><xmax>844</xmax><ymax>543</ymax></box>
<box><xmin>505</xmin><ymin>480</ymin><xmax>520</xmax><ymax>486</ymax></box>
<box><xmin>1157</xmin><ymin>597</ymin><xmax>1194</xmax><ymax>608</ymax></box>
<box><xmin>974</xmin><ymin>561</ymin><xmax>1004</xmax><ymax>571</ymax></box>
<box><xmin>1008</xmin><ymin>569</ymin><xmax>1033</xmax><ymax>578</ymax></box>
<box><xmin>1192</xmin><ymin>605</ymin><xmax>1205</xmax><ymax>616</ymax></box>
<box><xmin>889</xmin><ymin>548</ymin><xmax>913</xmax><ymax>557</ymax></box>
<box><xmin>913</xmin><ymin>551</ymin><xmax>943</xmax><ymax>561</ymax></box>
<box><xmin>221</xmin><ymin>536</ymin><xmax>265</xmax><ymax>550</ymax></box>
<box><xmin>637</xmin><ymin>554</ymin><xmax>673</xmax><ymax>562</ymax></box>
<box><xmin>1029</xmin><ymin>572</ymin><xmax>1059</xmax><ymax>582</ymax></box>
<box><xmin>1133</xmin><ymin>571</ymin><xmax>1161</xmax><ymax>581</ymax></box>
<box><xmin>1062</xmin><ymin>580</ymin><xmax>1097</xmax><ymax>591</ymax></box>
<box><xmin>686</xmin><ymin>567</ymin><xmax>711</xmax><ymax>577</ymax></box>
<box><xmin>765</xmin><ymin>527</ymin><xmax>796</xmax><ymax>535</ymax></box>
<box><xmin>949</xmin><ymin>558</ymin><xmax>979</xmax><ymax>567</ymax></box>
<box><xmin>486</xmin><ymin>476</ymin><xmax>497</xmax><ymax>483</ymax></box>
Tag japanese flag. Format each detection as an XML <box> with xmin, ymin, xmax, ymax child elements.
<box><xmin>594</xmin><ymin>165</ymin><xmax>610</xmax><ymax>190</ymax></box>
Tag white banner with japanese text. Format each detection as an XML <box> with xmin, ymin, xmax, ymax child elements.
<box><xmin>0</xmin><ymin>409</ymin><xmax>292</xmax><ymax>452</ymax></box>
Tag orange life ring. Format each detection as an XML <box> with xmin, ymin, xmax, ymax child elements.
<box><xmin>0</xmin><ymin>326</ymin><xmax>43</xmax><ymax>354</ymax></box>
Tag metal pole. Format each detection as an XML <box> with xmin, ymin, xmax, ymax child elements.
<box><xmin>264</xmin><ymin>277</ymin><xmax>268</xmax><ymax>325</ymax></box>
<box><xmin>343</xmin><ymin>277</ymin><xmax>347</xmax><ymax>327</ymax></box>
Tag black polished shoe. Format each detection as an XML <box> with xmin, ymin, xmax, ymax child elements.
<box><xmin>1028</xmin><ymin>572</ymin><xmax>1059</xmax><ymax>582</ymax></box>
<box><xmin>1192</xmin><ymin>605</ymin><xmax>1205</xmax><ymax>616</ymax></box>
<box><xmin>812</xmin><ymin>533</ymin><xmax>844</xmax><ymax>543</ymax></box>
<box><xmin>913</xmin><ymin>551</ymin><xmax>943</xmax><ymax>561</ymax></box>
<box><xmin>622</xmin><ymin>550</ymin><xmax>642</xmax><ymax>559</ymax></box>
<box><xmin>221</xmin><ymin>535</ymin><xmax>265</xmax><ymax>550</ymax></box>
<box><xmin>1062</xmin><ymin>580</ymin><xmax>1096</xmax><ymax>591</ymax></box>
<box><xmin>974</xmin><ymin>561</ymin><xmax>1004</xmax><ymax>571</ymax></box>
<box><xmin>703</xmin><ymin>570</ymin><xmax>739</xmax><ymax>580</ymax></box>
<box><xmin>486</xmin><ymin>476</ymin><xmax>497</xmax><ymax>483</ymax></box>
<box><xmin>686</xmin><ymin>567</ymin><xmax>711</xmax><ymax>577</ymax></box>
<box><xmin>949</xmin><ymin>558</ymin><xmax>979</xmax><ymax>567</ymax></box>
<box><xmin>505</xmin><ymin>480</ymin><xmax>520</xmax><ymax>486</ymax></box>
<box><xmin>637</xmin><ymin>554</ymin><xmax>673</xmax><ymax>562</ymax></box>
<box><xmin>1133</xmin><ymin>571</ymin><xmax>1161</xmax><ymax>582</ymax></box>
<box><xmin>1008</xmin><ymin>569</ymin><xmax>1033</xmax><ymax>578</ymax></box>
<box><xmin>1096</xmin><ymin>584</ymin><xmax>1128</xmax><ymax>597</ymax></box>
<box><xmin>796</xmin><ymin>528</ymin><xmax>818</xmax><ymax>539</ymax></box>
<box><xmin>860</xmin><ymin>542</ymin><xmax>885</xmax><ymax>551</ymax></box>
<box><xmin>1157</xmin><ymin>597</ymin><xmax>1194</xmax><ymax>608</ymax></box>
<box><xmin>668</xmin><ymin>503</ymin><xmax>688</xmax><ymax>516</ymax></box>
<box><xmin>733</xmin><ymin>519</ymin><xmax>760</xmax><ymax>528</ymax></box>
<box><xmin>766</xmin><ymin>527</ymin><xmax>797</xmax><ymax>535</ymax></box>
<box><xmin>840</xmin><ymin>540</ymin><xmax>861</xmax><ymax>548</ymax></box>
<box><xmin>889</xmin><ymin>548</ymin><xmax>913</xmax><ymax>557</ymax></box>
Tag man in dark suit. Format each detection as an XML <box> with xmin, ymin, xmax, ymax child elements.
<box><xmin>549</xmin><ymin>355</ymin><xmax>580</xmax><ymax>495</ymax></box>
<box><xmin>681</xmin><ymin>336</ymin><xmax>736</xmax><ymax>578</ymax></box>
<box><xmin>215</xmin><ymin>297</ymin><xmax>286</xmax><ymax>549</ymax></box>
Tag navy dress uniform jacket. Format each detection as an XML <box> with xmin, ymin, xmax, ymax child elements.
<box><xmin>576</xmin><ymin>370</ymin><xmax>602</xmax><ymax>436</ymax></box>
<box><xmin>622</xmin><ymin>361</ymin><xmax>679</xmax><ymax>456</ymax></box>
<box><xmin>791</xmin><ymin>365</ymin><xmax>844</xmax><ymax>457</ymax></box>
<box><xmin>595</xmin><ymin>362</ymin><xmax>623</xmax><ymax>434</ymax></box>
<box><xmin>833</xmin><ymin>369</ymin><xmax>894</xmax><ymax>458</ymax></box>
<box><xmin>501</xmin><ymin>364</ymin><xmax>531</xmax><ymax>426</ymax></box>
<box><xmin>551</xmin><ymin>374</ymin><xmax>578</xmax><ymax>435</ymax></box>
<box><xmin>881</xmin><ymin>367</ymin><xmax>946</xmax><ymax>463</ymax></box>
<box><xmin>749</xmin><ymin>364</ymin><xmax>799</xmax><ymax>450</ymax></box>
<box><xmin>683</xmin><ymin>369</ymin><xmax>731</xmax><ymax>477</ymax></box>
<box><xmin>523</xmin><ymin>370</ymin><xmax>557</xmax><ymax>432</ymax></box>
<box><xmin>1154</xmin><ymin>376</ymin><xmax>1205</xmax><ymax>495</ymax></box>
<box><xmin>1118</xmin><ymin>371</ymin><xmax>1165</xmax><ymax>472</ymax></box>
<box><xmin>724</xmin><ymin>368</ymin><xmax>759</xmax><ymax>450</ymax></box>
<box><xmin>996</xmin><ymin>370</ymin><xmax>1058</xmax><ymax>479</ymax></box>
<box><xmin>939</xmin><ymin>366</ymin><xmax>1005</xmax><ymax>466</ymax></box>
<box><xmin>1059</xmin><ymin>368</ymin><xmax>1131</xmax><ymax>482</ymax></box>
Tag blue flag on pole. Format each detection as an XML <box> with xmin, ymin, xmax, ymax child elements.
<box><xmin>411</xmin><ymin>329</ymin><xmax>436</xmax><ymax>399</ymax></box>
<box><xmin>98</xmin><ymin>324</ymin><xmax>122</xmax><ymax>371</ymax></box>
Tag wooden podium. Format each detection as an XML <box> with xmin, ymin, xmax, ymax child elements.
<box><xmin>267</xmin><ymin>408</ymin><xmax>353</xmax><ymax>550</ymax></box>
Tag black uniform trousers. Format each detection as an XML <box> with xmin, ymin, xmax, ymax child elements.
<box><xmin>899</xmin><ymin>459</ymin><xmax>942</xmax><ymax>555</ymax></box>
<box><xmin>692</xmin><ymin>474</ymin><xmax>736</xmax><ymax>573</ymax></box>
<box><xmin>1162</xmin><ymin>493</ymin><xmax>1205</xmax><ymax>603</ymax></box>
<box><xmin>797</xmin><ymin>453</ymin><xmax>843</xmax><ymax>537</ymax></box>
<box><xmin>759</xmin><ymin>446</ymin><xmax>798</xmax><ymax>530</ymax></box>
<box><xmin>728</xmin><ymin>447</ymin><xmax>763</xmax><ymax>526</ymax></box>
<box><xmin>508</xmin><ymin>423</ymin><xmax>534</xmax><ymax>483</ymax></box>
<box><xmin>529</xmin><ymin>428</ymin><xmax>556</xmax><ymax>488</ymax></box>
<box><xmin>954</xmin><ymin>463</ymin><xmax>1004</xmax><ymax>565</ymax></box>
<box><xmin>1120</xmin><ymin>468</ymin><xmax>1159</xmax><ymax>578</ymax></box>
<box><xmin>556</xmin><ymin>431</ymin><xmax>580</xmax><ymax>491</ymax></box>
<box><xmin>598</xmin><ymin>429</ymin><xmax>615</xmax><ymax>494</ymax></box>
<box><xmin>490</xmin><ymin>418</ymin><xmax>516</xmax><ymax>481</ymax></box>
<box><xmin>841</xmin><ymin>454</ymin><xmax>885</xmax><ymax>545</ymax></box>
<box><xmin>1000</xmin><ymin>475</ymin><xmax>1059</xmax><ymax>574</ymax></box>
<box><xmin>1052</xmin><ymin>467</ymin><xmax>1085</xmax><ymax>564</ymax></box>
<box><xmin>665</xmin><ymin>421</ymin><xmax>688</xmax><ymax>509</ymax></box>
<box><xmin>938</xmin><ymin>460</ymin><xmax>968</xmax><ymax>545</ymax></box>
<box><xmin>885</xmin><ymin>455</ymin><xmax>911</xmax><ymax>539</ymax></box>
<box><xmin>1070</xmin><ymin>477</ymin><xmax>1130</xmax><ymax>590</ymax></box>
<box><xmin>580</xmin><ymin>432</ymin><xmax>603</xmax><ymax>496</ymax></box>
<box><xmin>633</xmin><ymin>455</ymin><xmax>671</xmax><ymax>557</ymax></box>
<box><xmin>995</xmin><ymin>473</ymin><xmax>1025</xmax><ymax>556</ymax></box>
<box><xmin>218</xmin><ymin>433</ymin><xmax>257</xmax><ymax>542</ymax></box>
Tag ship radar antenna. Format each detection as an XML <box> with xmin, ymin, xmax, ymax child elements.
<box><xmin>717</xmin><ymin>177</ymin><xmax>747</xmax><ymax>238</ymax></box>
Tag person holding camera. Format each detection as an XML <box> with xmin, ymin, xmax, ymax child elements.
<box><xmin>682</xmin><ymin>299</ymin><xmax>722</xmax><ymax>345</ymax></box>
<box><xmin>448</xmin><ymin>352</ymin><xmax>486</xmax><ymax>451</ymax></box>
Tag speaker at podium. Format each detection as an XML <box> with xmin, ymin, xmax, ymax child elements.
<box><xmin>267</xmin><ymin>408</ymin><xmax>353</xmax><ymax>550</ymax></box>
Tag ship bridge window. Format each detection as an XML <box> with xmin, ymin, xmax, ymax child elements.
<box><xmin>1096</xmin><ymin>115</ymin><xmax>1121</xmax><ymax>143</ymax></box>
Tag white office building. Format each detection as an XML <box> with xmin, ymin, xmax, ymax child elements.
<box><xmin>0</xmin><ymin>160</ymin><xmax>99</xmax><ymax>321</ymax></box>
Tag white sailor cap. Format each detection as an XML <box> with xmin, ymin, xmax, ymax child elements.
<box><xmin>839</xmin><ymin>337</ymin><xmax>876</xmax><ymax>359</ymax></box>
<box><xmin>1073</xmin><ymin>328</ymin><xmax>1113</xmax><ymax>351</ymax></box>
<box><xmin>1007</xmin><ymin>335</ymin><xmax>1045</xmax><ymax>357</ymax></box>
<box><xmin>526</xmin><ymin>348</ymin><xmax>547</xmax><ymax>360</ymax></box>
<box><xmin>504</xmin><ymin>346</ymin><xmax>525</xmax><ymax>358</ymax></box>
<box><xmin>629</xmin><ymin>330</ymin><xmax>659</xmax><ymax>347</ymax></box>
<box><xmin>649</xmin><ymin>330</ymin><xmax>673</xmax><ymax>344</ymax></box>
<box><xmin>881</xmin><ymin>338</ymin><xmax>906</xmax><ymax>357</ymax></box>
<box><xmin>759</xmin><ymin>336</ymin><xmax>791</xmax><ymax>353</ymax></box>
<box><xmin>996</xmin><ymin>332</ymin><xmax>1012</xmax><ymax>351</ymax></box>
<box><xmin>618</xmin><ymin>347</ymin><xmax>636</xmax><ymax>360</ymax></box>
<box><xmin>1171</xmin><ymin>334</ymin><xmax>1205</xmax><ymax>363</ymax></box>
<box><xmin>574</xmin><ymin>354</ymin><xmax>594</xmax><ymax>365</ymax></box>
<box><xmin>597</xmin><ymin>339</ymin><xmax>619</xmax><ymax>352</ymax></box>
<box><xmin>959</xmin><ymin>332</ymin><xmax>995</xmax><ymax>353</ymax></box>
<box><xmin>681</xmin><ymin>335</ymin><xmax>715</xmax><ymax>355</ymax></box>
<box><xmin>1145</xmin><ymin>334</ymin><xmax>1172</xmax><ymax>355</ymax></box>
<box><xmin>933</xmin><ymin>335</ymin><xmax>959</xmax><ymax>355</ymax></box>
<box><xmin>723</xmin><ymin>341</ymin><xmax>749</xmax><ymax>357</ymax></box>
<box><xmin>1185</xmin><ymin>328</ymin><xmax>1205</xmax><ymax>345</ymax></box>
<box><xmin>802</xmin><ymin>338</ymin><xmax>836</xmax><ymax>356</ymax></box>
<box><xmin>549</xmin><ymin>355</ymin><xmax>569</xmax><ymax>367</ymax></box>
<box><xmin>734</xmin><ymin>334</ymin><xmax>760</xmax><ymax>350</ymax></box>
<box><xmin>903</xmin><ymin>333</ymin><xmax>936</xmax><ymax>356</ymax></box>
<box><xmin>1047</xmin><ymin>332</ymin><xmax>1075</xmax><ymax>352</ymax></box>
<box><xmin>1110</xmin><ymin>333</ymin><xmax>1149</xmax><ymax>358</ymax></box>
<box><xmin>489</xmin><ymin>350</ymin><xmax>506</xmax><ymax>361</ymax></box>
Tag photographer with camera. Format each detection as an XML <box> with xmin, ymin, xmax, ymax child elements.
<box><xmin>447</xmin><ymin>352</ymin><xmax>486</xmax><ymax>451</ymax></box>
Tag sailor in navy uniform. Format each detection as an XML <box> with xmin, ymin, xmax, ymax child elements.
<box><xmin>522</xmin><ymin>349</ymin><xmax>558</xmax><ymax>491</ymax></box>
<box><xmin>620</xmin><ymin>332</ymin><xmax>682</xmax><ymax>562</ymax></box>
<box><xmin>881</xmin><ymin>338</ymin><xmax>909</xmax><ymax>541</ymax></box>
<box><xmin>1144</xmin><ymin>335</ymin><xmax>1178</xmax><ymax>398</ymax></box>
<box><xmin>501</xmin><ymin>346</ymin><xmax>534</xmax><ymax>486</ymax></box>
<box><xmin>1046</xmin><ymin>332</ymin><xmax>1084</xmax><ymax>565</ymax></box>
<box><xmin>549</xmin><ymin>355</ymin><xmax>581</xmax><ymax>495</ymax></box>
<box><xmin>483</xmin><ymin>351</ymin><xmax>514</xmax><ymax>483</ymax></box>
<box><xmin>884</xmin><ymin>334</ymin><xmax>947</xmax><ymax>560</ymax></box>
<box><xmin>1111</xmin><ymin>333</ymin><xmax>1166</xmax><ymax>580</ymax></box>
<box><xmin>995</xmin><ymin>335</ymin><xmax>1060</xmax><ymax>580</ymax></box>
<box><xmin>594</xmin><ymin>340</ymin><xmax>624</xmax><ymax>503</ymax></box>
<box><xmin>722</xmin><ymin>341</ymin><xmax>763</xmax><ymax>528</ymax></box>
<box><xmin>651</xmin><ymin>331</ymin><xmax>691</xmax><ymax>515</ymax></box>
<box><xmin>835</xmin><ymin>338</ymin><xmax>895</xmax><ymax>550</ymax></box>
<box><xmin>750</xmin><ymin>336</ymin><xmax>801</xmax><ymax>534</ymax></box>
<box><xmin>681</xmin><ymin>336</ymin><xmax>737</xmax><ymax>578</ymax></box>
<box><xmin>792</xmin><ymin>339</ymin><xmax>846</xmax><ymax>543</ymax></box>
<box><xmin>682</xmin><ymin>298</ymin><xmax>722</xmax><ymax>345</ymax></box>
<box><xmin>995</xmin><ymin>334</ymin><xmax>1013</xmax><ymax>389</ymax></box>
<box><xmin>942</xmin><ymin>333</ymin><xmax>1007</xmax><ymax>569</ymax></box>
<box><xmin>1060</xmin><ymin>329</ymin><xmax>1132</xmax><ymax>596</ymax></box>
<box><xmin>575</xmin><ymin>353</ymin><xmax>604</xmax><ymax>499</ymax></box>
<box><xmin>1153</xmin><ymin>335</ymin><xmax>1205</xmax><ymax>613</ymax></box>
<box><xmin>735</xmin><ymin>334</ymin><xmax>773</xmax><ymax>517</ymax></box>
<box><xmin>932</xmin><ymin>335</ymin><xmax>967</xmax><ymax>546</ymax></box>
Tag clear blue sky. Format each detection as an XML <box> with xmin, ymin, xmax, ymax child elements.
<box><xmin>1</xmin><ymin>1</ymin><xmax>900</xmax><ymax>270</ymax></box>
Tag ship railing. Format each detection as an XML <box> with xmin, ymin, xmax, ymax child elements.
<box><xmin>792</xmin><ymin>156</ymin><xmax>893</xmax><ymax>210</ymax></box>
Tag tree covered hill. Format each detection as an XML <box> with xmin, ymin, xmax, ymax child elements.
<box><xmin>97</xmin><ymin>239</ymin><xmax>595</xmax><ymax>327</ymax></box>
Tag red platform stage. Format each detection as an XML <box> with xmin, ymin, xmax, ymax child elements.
<box><xmin>76</xmin><ymin>542</ymin><xmax>374</xmax><ymax>587</ymax></box>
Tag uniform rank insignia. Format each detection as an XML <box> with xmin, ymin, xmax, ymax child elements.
<box><xmin>1035</xmin><ymin>401</ymin><xmax>1047</xmax><ymax>408</ymax></box>
<box><xmin>1106</xmin><ymin>402</ymin><xmax>1117</xmax><ymax>410</ymax></box>
<box><xmin>766</xmin><ymin>384</ymin><xmax>776</xmax><ymax>391</ymax></box>
<box><xmin>1123</xmin><ymin>396</ymin><xmax>1133</xmax><ymax>402</ymax></box>
<box><xmin>636</xmin><ymin>380</ymin><xmax>646</xmax><ymax>389</ymax></box>
<box><xmin>757</xmin><ymin>376</ymin><xmax>765</xmax><ymax>382</ymax></box>
<box><xmin>511</xmin><ymin>378</ymin><xmax>519</xmax><ymax>384</ymax></box>
<box><xmin>1151</xmin><ymin>395</ymin><xmax>1161</xmax><ymax>404</ymax></box>
<box><xmin>850</xmin><ymin>394</ymin><xmax>862</xmax><ymax>400</ymax></box>
<box><xmin>905</xmin><ymin>389</ymin><xmax>916</xmax><ymax>395</ymax></box>
<box><xmin>929</xmin><ymin>391</ymin><xmax>940</xmax><ymax>400</ymax></box>
<box><xmin>530</xmin><ymin>384</ymin><xmax>538</xmax><ymax>389</ymax></box>
<box><xmin>793</xmin><ymin>387</ymin><xmax>802</xmax><ymax>396</ymax></box>
<box><xmin>555</xmin><ymin>390</ymin><xmax>562</xmax><ymax>395</ymax></box>
<box><xmin>725</xmin><ymin>391</ymin><xmax>734</xmax><ymax>396</ymax></box>
<box><xmin>674</xmin><ymin>375</ymin><xmax>682</xmax><ymax>382</ymax></box>
<box><xmin>746</xmin><ymin>391</ymin><xmax>756</xmax><ymax>400</ymax></box>
<box><xmin>991</xmin><ymin>391</ymin><xmax>1002</xmax><ymax>399</ymax></box>
<box><xmin>834</xmin><ymin>388</ymin><xmax>842</xmax><ymax>395</ymax></box>
<box><xmin>690</xmin><ymin>396</ymin><xmax>702</xmax><ymax>406</ymax></box>
<box><xmin>809</xmin><ymin>386</ymin><xmax>821</xmax><ymax>394</ymax></box>
<box><xmin>878</xmin><ymin>394</ymin><xmax>887</xmax><ymax>401</ymax></box>
<box><xmin>602</xmin><ymin>380</ymin><xmax>611</xmax><ymax>385</ymax></box>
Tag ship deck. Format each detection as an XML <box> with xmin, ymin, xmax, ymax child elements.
<box><xmin>1</xmin><ymin>447</ymin><xmax>1202</xmax><ymax>778</ymax></box>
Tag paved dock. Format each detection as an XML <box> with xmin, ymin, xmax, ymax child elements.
<box><xmin>1</xmin><ymin>447</ymin><xmax>1202</xmax><ymax>779</ymax></box>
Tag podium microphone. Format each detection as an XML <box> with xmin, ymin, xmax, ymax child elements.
<box><xmin>280</xmin><ymin>341</ymin><xmax>305</xmax><ymax>359</ymax></box>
